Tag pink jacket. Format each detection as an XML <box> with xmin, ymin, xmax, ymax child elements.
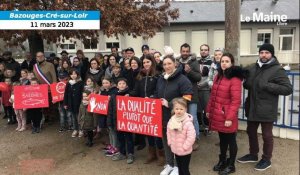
<box><xmin>167</xmin><ymin>114</ymin><xmax>196</xmax><ymax>156</ymax></box>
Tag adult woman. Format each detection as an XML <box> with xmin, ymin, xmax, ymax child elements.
<box><xmin>86</xmin><ymin>58</ymin><xmax>104</xmax><ymax>86</ymax></box>
<box><xmin>153</xmin><ymin>51</ymin><xmax>163</xmax><ymax>74</ymax></box>
<box><xmin>95</xmin><ymin>53</ymin><xmax>104</xmax><ymax>66</ymax></box>
<box><xmin>155</xmin><ymin>55</ymin><xmax>193</xmax><ymax>175</ymax></box>
<box><xmin>206</xmin><ymin>53</ymin><xmax>243</xmax><ymax>175</ymax></box>
<box><xmin>208</xmin><ymin>48</ymin><xmax>223</xmax><ymax>88</ymax></box>
<box><xmin>72</xmin><ymin>57</ymin><xmax>83</xmax><ymax>77</ymax></box>
<box><xmin>125</xmin><ymin>57</ymin><xmax>141</xmax><ymax>91</ymax></box>
<box><xmin>101</xmin><ymin>55</ymin><xmax>109</xmax><ymax>71</ymax></box>
<box><xmin>76</xmin><ymin>50</ymin><xmax>89</xmax><ymax>80</ymax></box>
<box><xmin>105</xmin><ymin>55</ymin><xmax>117</xmax><ymax>78</ymax></box>
<box><xmin>58</xmin><ymin>59</ymin><xmax>71</xmax><ymax>77</ymax></box>
<box><xmin>130</xmin><ymin>54</ymin><xmax>164</xmax><ymax>165</ymax></box>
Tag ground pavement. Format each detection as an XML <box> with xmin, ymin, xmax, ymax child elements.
<box><xmin>0</xmin><ymin>118</ymin><xmax>299</xmax><ymax>175</ymax></box>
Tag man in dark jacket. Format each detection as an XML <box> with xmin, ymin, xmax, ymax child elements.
<box><xmin>237</xmin><ymin>43</ymin><xmax>293</xmax><ymax>171</ymax></box>
<box><xmin>178</xmin><ymin>43</ymin><xmax>202</xmax><ymax>150</ymax></box>
<box><xmin>2</xmin><ymin>51</ymin><xmax>21</xmax><ymax>80</ymax></box>
<box><xmin>20</xmin><ymin>52</ymin><xmax>36</xmax><ymax>71</ymax></box>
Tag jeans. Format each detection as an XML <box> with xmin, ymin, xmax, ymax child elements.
<box><xmin>68</xmin><ymin>111</ymin><xmax>79</xmax><ymax>130</ymax></box>
<box><xmin>162</xmin><ymin>128</ymin><xmax>175</xmax><ymax>167</ymax></box>
<box><xmin>108</xmin><ymin>127</ymin><xmax>119</xmax><ymax>148</ymax></box>
<box><xmin>148</xmin><ymin>136</ymin><xmax>163</xmax><ymax>149</ymax></box>
<box><xmin>188</xmin><ymin>103</ymin><xmax>200</xmax><ymax>139</ymax></box>
<box><xmin>175</xmin><ymin>154</ymin><xmax>191</xmax><ymax>175</ymax></box>
<box><xmin>59</xmin><ymin>104</ymin><xmax>71</xmax><ymax>128</ymax></box>
<box><xmin>247</xmin><ymin>121</ymin><xmax>274</xmax><ymax>161</ymax></box>
<box><xmin>117</xmin><ymin>131</ymin><xmax>134</xmax><ymax>155</ymax></box>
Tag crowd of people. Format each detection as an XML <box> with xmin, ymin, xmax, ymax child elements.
<box><xmin>0</xmin><ymin>43</ymin><xmax>293</xmax><ymax>175</ymax></box>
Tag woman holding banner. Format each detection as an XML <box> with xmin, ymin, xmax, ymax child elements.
<box><xmin>131</xmin><ymin>54</ymin><xmax>164</xmax><ymax>165</ymax></box>
<box><xmin>155</xmin><ymin>55</ymin><xmax>193</xmax><ymax>175</ymax></box>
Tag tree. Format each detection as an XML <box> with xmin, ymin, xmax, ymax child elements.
<box><xmin>0</xmin><ymin>0</ymin><xmax>179</xmax><ymax>55</ymax></box>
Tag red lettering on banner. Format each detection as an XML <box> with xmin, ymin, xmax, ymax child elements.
<box><xmin>117</xmin><ymin>96</ymin><xmax>162</xmax><ymax>137</ymax></box>
<box><xmin>50</xmin><ymin>82</ymin><xmax>66</xmax><ymax>103</ymax></box>
<box><xmin>87</xmin><ymin>94</ymin><xmax>109</xmax><ymax>115</ymax></box>
<box><xmin>14</xmin><ymin>85</ymin><xmax>49</xmax><ymax>109</ymax></box>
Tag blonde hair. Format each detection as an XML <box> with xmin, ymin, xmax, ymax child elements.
<box><xmin>171</xmin><ymin>97</ymin><xmax>188</xmax><ymax>115</ymax></box>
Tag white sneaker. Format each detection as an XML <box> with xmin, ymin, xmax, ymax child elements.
<box><xmin>160</xmin><ymin>164</ymin><xmax>173</xmax><ymax>175</ymax></box>
<box><xmin>71</xmin><ymin>130</ymin><xmax>78</xmax><ymax>137</ymax></box>
<box><xmin>169</xmin><ymin>166</ymin><xmax>178</xmax><ymax>175</ymax></box>
<box><xmin>78</xmin><ymin>130</ymin><xmax>84</xmax><ymax>137</ymax></box>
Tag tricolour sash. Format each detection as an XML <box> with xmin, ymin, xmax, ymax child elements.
<box><xmin>33</xmin><ymin>63</ymin><xmax>51</xmax><ymax>85</ymax></box>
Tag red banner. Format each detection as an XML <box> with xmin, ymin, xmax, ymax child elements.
<box><xmin>117</xmin><ymin>96</ymin><xmax>162</xmax><ymax>137</ymax></box>
<box><xmin>87</xmin><ymin>94</ymin><xmax>109</xmax><ymax>115</ymax></box>
<box><xmin>50</xmin><ymin>82</ymin><xmax>66</xmax><ymax>103</ymax></box>
<box><xmin>14</xmin><ymin>85</ymin><xmax>49</xmax><ymax>109</ymax></box>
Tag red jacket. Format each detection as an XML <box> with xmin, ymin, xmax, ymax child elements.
<box><xmin>2</xmin><ymin>85</ymin><xmax>12</xmax><ymax>107</ymax></box>
<box><xmin>206</xmin><ymin>67</ymin><xmax>243</xmax><ymax>133</ymax></box>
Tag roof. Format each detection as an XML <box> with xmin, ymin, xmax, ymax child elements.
<box><xmin>169</xmin><ymin>0</ymin><xmax>300</xmax><ymax>23</ymax></box>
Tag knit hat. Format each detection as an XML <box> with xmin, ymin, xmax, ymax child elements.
<box><xmin>141</xmin><ymin>44</ymin><xmax>149</xmax><ymax>51</ymax></box>
<box><xmin>259</xmin><ymin>43</ymin><xmax>274</xmax><ymax>56</ymax></box>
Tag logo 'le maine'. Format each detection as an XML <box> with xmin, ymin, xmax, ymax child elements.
<box><xmin>241</xmin><ymin>12</ymin><xmax>288</xmax><ymax>25</ymax></box>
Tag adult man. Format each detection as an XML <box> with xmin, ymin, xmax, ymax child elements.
<box><xmin>2</xmin><ymin>51</ymin><xmax>21</xmax><ymax>80</ymax></box>
<box><xmin>197</xmin><ymin>44</ymin><xmax>213</xmax><ymax>134</ymax></box>
<box><xmin>60</xmin><ymin>50</ymin><xmax>69</xmax><ymax>60</ymax></box>
<box><xmin>140</xmin><ymin>44</ymin><xmax>150</xmax><ymax>61</ymax></box>
<box><xmin>33</xmin><ymin>52</ymin><xmax>57</xmax><ymax>123</ymax></box>
<box><xmin>125</xmin><ymin>47</ymin><xmax>136</xmax><ymax>59</ymax></box>
<box><xmin>178</xmin><ymin>43</ymin><xmax>201</xmax><ymax>150</ymax></box>
<box><xmin>21</xmin><ymin>52</ymin><xmax>36</xmax><ymax>71</ymax></box>
<box><xmin>237</xmin><ymin>43</ymin><xmax>292</xmax><ymax>171</ymax></box>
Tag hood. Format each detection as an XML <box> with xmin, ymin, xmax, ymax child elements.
<box><xmin>182</xmin><ymin>113</ymin><xmax>193</xmax><ymax>124</ymax></box>
<box><xmin>222</xmin><ymin>66</ymin><xmax>245</xmax><ymax>80</ymax></box>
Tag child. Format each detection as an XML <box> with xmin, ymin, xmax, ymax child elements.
<box><xmin>84</xmin><ymin>76</ymin><xmax>97</xmax><ymax>94</ymax></box>
<box><xmin>2</xmin><ymin>78</ymin><xmax>16</xmax><ymax>124</ymax></box>
<box><xmin>110</xmin><ymin>78</ymin><xmax>135</xmax><ymax>164</ymax></box>
<box><xmin>27</xmin><ymin>71</ymin><xmax>35</xmax><ymax>81</ymax></box>
<box><xmin>57</xmin><ymin>71</ymin><xmax>70</xmax><ymax>132</ymax></box>
<box><xmin>111</xmin><ymin>64</ymin><xmax>123</xmax><ymax>86</ymax></box>
<box><xmin>63</xmin><ymin>69</ymin><xmax>84</xmax><ymax>137</ymax></box>
<box><xmin>20</xmin><ymin>69</ymin><xmax>30</xmax><ymax>85</ymax></box>
<box><xmin>9</xmin><ymin>81</ymin><xmax>26</xmax><ymax>131</ymax></box>
<box><xmin>78</xmin><ymin>90</ymin><xmax>94</xmax><ymax>147</ymax></box>
<box><xmin>98</xmin><ymin>77</ymin><xmax>118</xmax><ymax>156</ymax></box>
<box><xmin>167</xmin><ymin>98</ymin><xmax>196</xmax><ymax>175</ymax></box>
<box><xmin>27</xmin><ymin>78</ymin><xmax>43</xmax><ymax>134</ymax></box>
<box><xmin>4</xmin><ymin>68</ymin><xmax>18</xmax><ymax>83</ymax></box>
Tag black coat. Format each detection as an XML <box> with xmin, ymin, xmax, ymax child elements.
<box><xmin>107</xmin><ymin>88</ymin><xmax>129</xmax><ymax>130</ymax></box>
<box><xmin>243</xmin><ymin>58</ymin><xmax>293</xmax><ymax>122</ymax></box>
<box><xmin>155</xmin><ymin>68</ymin><xmax>193</xmax><ymax>127</ymax></box>
<box><xmin>63</xmin><ymin>80</ymin><xmax>84</xmax><ymax>113</ymax></box>
<box><xmin>86</xmin><ymin>69</ymin><xmax>104</xmax><ymax>86</ymax></box>
<box><xmin>4</xmin><ymin>58</ymin><xmax>21</xmax><ymax>80</ymax></box>
<box><xmin>20</xmin><ymin>59</ymin><xmax>36</xmax><ymax>71</ymax></box>
<box><xmin>125</xmin><ymin>69</ymin><xmax>140</xmax><ymax>90</ymax></box>
<box><xmin>130</xmin><ymin>75</ymin><xmax>158</xmax><ymax>98</ymax></box>
<box><xmin>178</xmin><ymin>56</ymin><xmax>202</xmax><ymax>103</ymax></box>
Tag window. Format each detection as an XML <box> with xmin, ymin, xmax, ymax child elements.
<box><xmin>106</xmin><ymin>42</ymin><xmax>120</xmax><ymax>49</ymax></box>
<box><xmin>257</xmin><ymin>29</ymin><xmax>273</xmax><ymax>49</ymax></box>
<box><xmin>214</xmin><ymin>30</ymin><xmax>225</xmax><ymax>49</ymax></box>
<box><xmin>240</xmin><ymin>29</ymin><xmax>251</xmax><ymax>55</ymax></box>
<box><xmin>279</xmin><ymin>28</ymin><xmax>294</xmax><ymax>51</ymax></box>
<box><xmin>191</xmin><ymin>31</ymin><xmax>208</xmax><ymax>54</ymax></box>
<box><xmin>83</xmin><ymin>38</ymin><xmax>97</xmax><ymax>50</ymax></box>
<box><xmin>60</xmin><ymin>43</ymin><xmax>75</xmax><ymax>50</ymax></box>
<box><xmin>170</xmin><ymin>31</ymin><xmax>186</xmax><ymax>54</ymax></box>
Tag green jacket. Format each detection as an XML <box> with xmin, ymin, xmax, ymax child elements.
<box><xmin>78</xmin><ymin>103</ymin><xmax>94</xmax><ymax>130</ymax></box>
<box><xmin>243</xmin><ymin>58</ymin><xmax>293</xmax><ymax>122</ymax></box>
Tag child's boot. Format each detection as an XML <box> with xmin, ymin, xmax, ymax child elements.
<box><xmin>219</xmin><ymin>158</ymin><xmax>236</xmax><ymax>175</ymax></box>
<box><xmin>213</xmin><ymin>154</ymin><xmax>227</xmax><ymax>171</ymax></box>
<box><xmin>86</xmin><ymin>130</ymin><xmax>94</xmax><ymax>147</ymax></box>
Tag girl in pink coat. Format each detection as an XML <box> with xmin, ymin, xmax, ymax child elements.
<box><xmin>167</xmin><ymin>98</ymin><xmax>196</xmax><ymax>175</ymax></box>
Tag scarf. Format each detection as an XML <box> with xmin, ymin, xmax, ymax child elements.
<box><xmin>89</xmin><ymin>68</ymin><xmax>99</xmax><ymax>74</ymax></box>
<box><xmin>257</xmin><ymin>57</ymin><xmax>275</xmax><ymax>68</ymax></box>
<box><xmin>169</xmin><ymin>113</ymin><xmax>187</xmax><ymax>131</ymax></box>
<box><xmin>163</xmin><ymin>69</ymin><xmax>176</xmax><ymax>80</ymax></box>
<box><xmin>179</xmin><ymin>56</ymin><xmax>192</xmax><ymax>64</ymax></box>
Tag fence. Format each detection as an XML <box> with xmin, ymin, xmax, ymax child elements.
<box><xmin>238</xmin><ymin>72</ymin><xmax>300</xmax><ymax>136</ymax></box>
